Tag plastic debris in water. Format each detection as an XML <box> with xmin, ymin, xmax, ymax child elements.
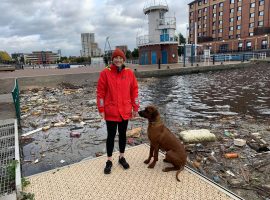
<box><xmin>70</xmin><ymin>131</ymin><xmax>81</xmax><ymax>138</ymax></box>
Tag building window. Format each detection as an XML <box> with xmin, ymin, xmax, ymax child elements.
<box><xmin>236</xmin><ymin>34</ymin><xmax>241</xmax><ymax>38</ymax></box>
<box><xmin>230</xmin><ymin>0</ymin><xmax>235</xmax><ymax>3</ymax></box>
<box><xmin>219</xmin><ymin>20</ymin><xmax>223</xmax><ymax>25</ymax></box>
<box><xmin>219</xmin><ymin>11</ymin><xmax>223</xmax><ymax>16</ymax></box>
<box><xmin>262</xmin><ymin>40</ymin><xmax>267</xmax><ymax>49</ymax></box>
<box><xmin>237</xmin><ymin>16</ymin><xmax>241</xmax><ymax>21</ymax></box>
<box><xmin>190</xmin><ymin>12</ymin><xmax>193</xmax><ymax>16</ymax></box>
<box><xmin>238</xmin><ymin>7</ymin><xmax>242</xmax><ymax>11</ymax></box>
<box><xmin>259</xmin><ymin>0</ymin><xmax>264</xmax><ymax>6</ymax></box>
<box><xmin>230</xmin><ymin>9</ymin><xmax>234</xmax><ymax>13</ymax></box>
<box><xmin>250</xmin><ymin>13</ymin><xmax>255</xmax><ymax>18</ymax></box>
<box><xmin>219</xmin><ymin>29</ymin><xmax>223</xmax><ymax>33</ymax></box>
<box><xmin>198</xmin><ymin>1</ymin><xmax>202</xmax><ymax>6</ymax></box>
<box><xmin>259</xmin><ymin>11</ymin><xmax>264</xmax><ymax>16</ymax></box>
<box><xmin>213</xmin><ymin>22</ymin><xmax>216</xmax><ymax>26</ymax></box>
<box><xmin>212</xmin><ymin>30</ymin><xmax>215</xmax><ymax>34</ymax></box>
<box><xmin>204</xmin><ymin>7</ymin><xmax>208</xmax><ymax>12</ymax></box>
<box><xmin>219</xmin><ymin>2</ymin><xmax>224</xmax><ymax>7</ymax></box>
<box><xmin>229</xmin><ymin>35</ymin><xmax>234</xmax><ymax>39</ymax></box>
<box><xmin>258</xmin><ymin>21</ymin><xmax>263</xmax><ymax>27</ymax></box>
<box><xmin>230</xmin><ymin>26</ymin><xmax>234</xmax><ymax>31</ymax></box>
<box><xmin>246</xmin><ymin>41</ymin><xmax>252</xmax><ymax>50</ymax></box>
<box><xmin>249</xmin><ymin>23</ymin><xmax>254</xmax><ymax>28</ymax></box>
<box><xmin>198</xmin><ymin>17</ymin><xmax>202</xmax><ymax>21</ymax></box>
<box><xmin>249</xmin><ymin>32</ymin><xmax>254</xmax><ymax>36</ymax></box>
<box><xmin>230</xmin><ymin>18</ymin><xmax>234</xmax><ymax>22</ymax></box>
<box><xmin>237</xmin><ymin>25</ymin><xmax>241</xmax><ymax>30</ymax></box>
<box><xmin>213</xmin><ymin>13</ymin><xmax>216</xmax><ymax>18</ymax></box>
<box><xmin>250</xmin><ymin>3</ymin><xmax>255</xmax><ymax>8</ymax></box>
<box><xmin>204</xmin><ymin>0</ymin><xmax>208</xmax><ymax>4</ymax></box>
<box><xmin>204</xmin><ymin>24</ymin><xmax>207</xmax><ymax>28</ymax></box>
<box><xmin>238</xmin><ymin>42</ymin><xmax>243</xmax><ymax>51</ymax></box>
<box><xmin>190</xmin><ymin>4</ymin><xmax>194</xmax><ymax>9</ymax></box>
<box><xmin>213</xmin><ymin>4</ymin><xmax>216</xmax><ymax>9</ymax></box>
<box><xmin>198</xmin><ymin>9</ymin><xmax>202</xmax><ymax>14</ymax></box>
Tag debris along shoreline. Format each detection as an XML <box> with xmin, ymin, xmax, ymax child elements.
<box><xmin>19</xmin><ymin>82</ymin><xmax>270</xmax><ymax>200</ymax></box>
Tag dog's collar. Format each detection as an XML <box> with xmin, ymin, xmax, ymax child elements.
<box><xmin>149</xmin><ymin>120</ymin><xmax>163</xmax><ymax>126</ymax></box>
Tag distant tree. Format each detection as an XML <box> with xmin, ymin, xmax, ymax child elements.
<box><xmin>178</xmin><ymin>33</ymin><xmax>186</xmax><ymax>44</ymax></box>
<box><xmin>125</xmin><ymin>50</ymin><xmax>132</xmax><ymax>59</ymax></box>
<box><xmin>0</xmin><ymin>51</ymin><xmax>12</xmax><ymax>63</ymax></box>
<box><xmin>131</xmin><ymin>48</ymin><xmax>139</xmax><ymax>58</ymax></box>
<box><xmin>176</xmin><ymin>33</ymin><xmax>186</xmax><ymax>56</ymax></box>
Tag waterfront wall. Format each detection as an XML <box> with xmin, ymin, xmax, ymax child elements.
<box><xmin>0</xmin><ymin>61</ymin><xmax>267</xmax><ymax>92</ymax></box>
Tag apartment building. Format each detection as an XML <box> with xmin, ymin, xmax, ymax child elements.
<box><xmin>81</xmin><ymin>33</ymin><xmax>101</xmax><ymax>57</ymax></box>
<box><xmin>188</xmin><ymin>0</ymin><xmax>270</xmax><ymax>54</ymax></box>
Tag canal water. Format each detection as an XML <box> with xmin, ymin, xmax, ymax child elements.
<box><xmin>139</xmin><ymin>64</ymin><xmax>270</xmax><ymax>123</ymax></box>
<box><xmin>21</xmin><ymin>64</ymin><xmax>270</xmax><ymax>177</ymax></box>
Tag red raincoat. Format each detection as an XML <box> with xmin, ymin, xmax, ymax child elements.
<box><xmin>96</xmin><ymin>64</ymin><xmax>139</xmax><ymax>122</ymax></box>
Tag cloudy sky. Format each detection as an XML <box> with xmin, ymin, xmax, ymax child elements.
<box><xmin>0</xmin><ymin>0</ymin><xmax>190</xmax><ymax>56</ymax></box>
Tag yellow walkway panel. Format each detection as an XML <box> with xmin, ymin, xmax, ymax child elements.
<box><xmin>24</xmin><ymin>144</ymin><xmax>243</xmax><ymax>200</ymax></box>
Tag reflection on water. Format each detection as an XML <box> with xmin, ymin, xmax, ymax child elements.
<box><xmin>139</xmin><ymin>65</ymin><xmax>270</xmax><ymax>124</ymax></box>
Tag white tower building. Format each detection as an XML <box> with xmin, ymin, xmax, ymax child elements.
<box><xmin>137</xmin><ymin>0</ymin><xmax>178</xmax><ymax>65</ymax></box>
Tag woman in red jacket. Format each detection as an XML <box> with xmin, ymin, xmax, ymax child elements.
<box><xmin>96</xmin><ymin>48</ymin><xmax>139</xmax><ymax>174</ymax></box>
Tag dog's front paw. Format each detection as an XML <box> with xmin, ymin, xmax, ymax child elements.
<box><xmin>144</xmin><ymin>159</ymin><xmax>150</xmax><ymax>164</ymax></box>
<box><xmin>148</xmin><ymin>162</ymin><xmax>156</xmax><ymax>168</ymax></box>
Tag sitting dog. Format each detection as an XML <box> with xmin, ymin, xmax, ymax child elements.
<box><xmin>138</xmin><ymin>106</ymin><xmax>187</xmax><ymax>181</ymax></box>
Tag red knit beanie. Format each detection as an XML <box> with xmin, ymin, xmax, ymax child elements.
<box><xmin>112</xmin><ymin>48</ymin><xmax>126</xmax><ymax>61</ymax></box>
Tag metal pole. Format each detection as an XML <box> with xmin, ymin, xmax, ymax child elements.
<box><xmin>194</xmin><ymin>22</ymin><xmax>197</xmax><ymax>57</ymax></box>
<box><xmin>184</xmin><ymin>44</ymin><xmax>186</xmax><ymax>67</ymax></box>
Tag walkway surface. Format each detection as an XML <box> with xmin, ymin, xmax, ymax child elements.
<box><xmin>0</xmin><ymin>94</ymin><xmax>15</xmax><ymax>120</ymax></box>
<box><xmin>23</xmin><ymin>144</ymin><xmax>242</xmax><ymax>200</ymax></box>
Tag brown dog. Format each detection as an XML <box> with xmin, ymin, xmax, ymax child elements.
<box><xmin>138</xmin><ymin>105</ymin><xmax>187</xmax><ymax>181</ymax></box>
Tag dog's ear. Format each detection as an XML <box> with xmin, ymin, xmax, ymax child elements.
<box><xmin>149</xmin><ymin>107</ymin><xmax>159</xmax><ymax>121</ymax></box>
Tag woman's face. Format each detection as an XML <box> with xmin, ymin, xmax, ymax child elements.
<box><xmin>112</xmin><ymin>56</ymin><xmax>124</xmax><ymax>67</ymax></box>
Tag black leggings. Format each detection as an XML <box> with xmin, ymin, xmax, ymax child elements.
<box><xmin>106</xmin><ymin>120</ymin><xmax>129</xmax><ymax>157</ymax></box>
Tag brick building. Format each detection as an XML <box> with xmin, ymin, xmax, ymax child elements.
<box><xmin>24</xmin><ymin>51</ymin><xmax>60</xmax><ymax>64</ymax></box>
<box><xmin>188</xmin><ymin>0</ymin><xmax>270</xmax><ymax>54</ymax></box>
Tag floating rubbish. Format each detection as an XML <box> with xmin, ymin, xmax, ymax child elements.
<box><xmin>34</xmin><ymin>159</ymin><xmax>39</xmax><ymax>164</ymax></box>
<box><xmin>42</xmin><ymin>125</ymin><xmax>51</xmax><ymax>131</ymax></box>
<box><xmin>70</xmin><ymin>126</ymin><xmax>84</xmax><ymax>131</ymax></box>
<box><xmin>213</xmin><ymin>176</ymin><xmax>220</xmax><ymax>183</ymax></box>
<box><xmin>224</xmin><ymin>130</ymin><xmax>231</xmax><ymax>137</ymax></box>
<box><xmin>234</xmin><ymin>139</ymin><xmax>246</xmax><ymax>147</ymax></box>
<box><xmin>127</xmin><ymin>127</ymin><xmax>142</xmax><ymax>138</ymax></box>
<box><xmin>224</xmin><ymin>153</ymin><xmax>239</xmax><ymax>159</ymax></box>
<box><xmin>60</xmin><ymin>160</ymin><xmax>65</xmax><ymax>163</ymax></box>
<box><xmin>71</xmin><ymin>115</ymin><xmax>81</xmax><ymax>122</ymax></box>
<box><xmin>127</xmin><ymin>138</ymin><xmax>134</xmax><ymax>145</ymax></box>
<box><xmin>54</xmin><ymin>122</ymin><xmax>66</xmax><ymax>127</ymax></box>
<box><xmin>70</xmin><ymin>131</ymin><xmax>81</xmax><ymax>138</ymax></box>
<box><xmin>178</xmin><ymin>129</ymin><xmax>216</xmax><ymax>143</ymax></box>
<box><xmin>21</xmin><ymin>128</ymin><xmax>43</xmax><ymax>137</ymax></box>
<box><xmin>95</xmin><ymin>152</ymin><xmax>103</xmax><ymax>157</ymax></box>
<box><xmin>226</xmin><ymin>170</ymin><xmax>235</xmax><ymax>177</ymax></box>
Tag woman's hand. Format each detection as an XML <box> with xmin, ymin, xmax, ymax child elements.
<box><xmin>99</xmin><ymin>112</ymin><xmax>105</xmax><ymax>119</ymax></box>
<box><xmin>132</xmin><ymin>111</ymin><xmax>138</xmax><ymax>119</ymax></box>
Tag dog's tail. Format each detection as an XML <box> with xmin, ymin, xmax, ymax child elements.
<box><xmin>176</xmin><ymin>166</ymin><xmax>185</xmax><ymax>182</ymax></box>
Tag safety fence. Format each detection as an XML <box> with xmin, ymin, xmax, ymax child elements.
<box><xmin>11</xmin><ymin>79</ymin><xmax>21</xmax><ymax>124</ymax></box>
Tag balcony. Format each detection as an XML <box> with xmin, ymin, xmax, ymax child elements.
<box><xmin>136</xmin><ymin>33</ymin><xmax>178</xmax><ymax>46</ymax></box>
<box><xmin>157</xmin><ymin>17</ymin><xmax>176</xmax><ymax>30</ymax></box>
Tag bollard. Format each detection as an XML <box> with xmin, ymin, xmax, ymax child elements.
<box><xmin>158</xmin><ymin>59</ymin><xmax>161</xmax><ymax>69</ymax></box>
